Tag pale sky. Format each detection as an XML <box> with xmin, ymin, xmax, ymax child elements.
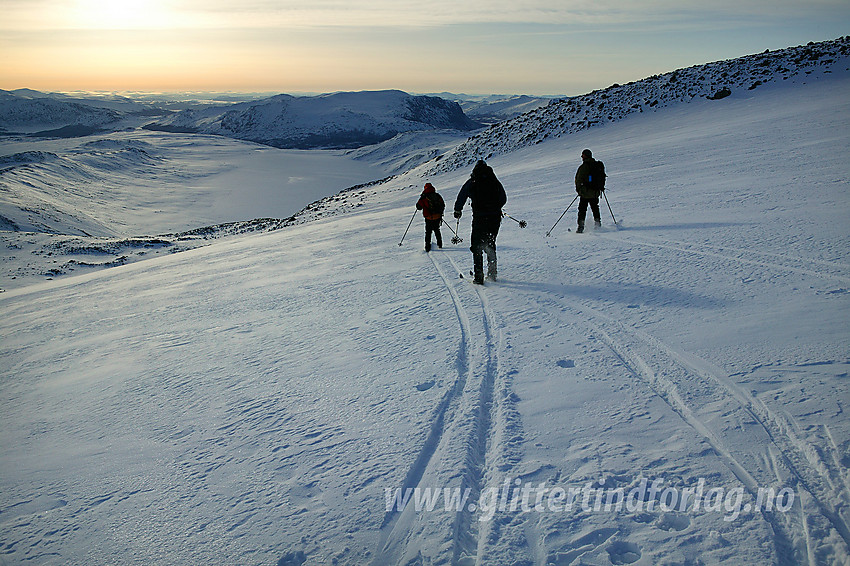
<box><xmin>1</xmin><ymin>0</ymin><xmax>848</xmax><ymax>95</ymax></box>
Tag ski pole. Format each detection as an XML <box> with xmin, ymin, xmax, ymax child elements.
<box><xmin>441</xmin><ymin>218</ymin><xmax>460</xmax><ymax>238</ymax></box>
<box><xmin>450</xmin><ymin>218</ymin><xmax>463</xmax><ymax>245</ymax></box>
<box><xmin>602</xmin><ymin>190</ymin><xmax>617</xmax><ymax>225</ymax></box>
<box><xmin>546</xmin><ymin>195</ymin><xmax>579</xmax><ymax>237</ymax></box>
<box><xmin>398</xmin><ymin>209</ymin><xmax>417</xmax><ymax>246</ymax></box>
<box><xmin>503</xmin><ymin>212</ymin><xmax>527</xmax><ymax>228</ymax></box>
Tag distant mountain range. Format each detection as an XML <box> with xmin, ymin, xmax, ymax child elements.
<box><xmin>0</xmin><ymin>89</ymin><xmax>486</xmax><ymax>149</ymax></box>
<box><xmin>142</xmin><ymin>90</ymin><xmax>481</xmax><ymax>149</ymax></box>
<box><xmin>0</xmin><ymin>87</ymin><xmax>555</xmax><ymax>149</ymax></box>
<box><xmin>2</xmin><ymin>36</ymin><xmax>847</xmax><ymax>154</ymax></box>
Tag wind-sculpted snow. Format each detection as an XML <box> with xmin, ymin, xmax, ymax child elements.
<box><xmin>0</xmin><ymin>150</ymin><xmax>60</xmax><ymax>168</ymax></box>
<box><xmin>145</xmin><ymin>90</ymin><xmax>482</xmax><ymax>149</ymax></box>
<box><xmin>430</xmin><ymin>37</ymin><xmax>850</xmax><ymax>174</ymax></box>
<box><xmin>1</xmin><ymin>40</ymin><xmax>850</xmax><ymax>566</ymax></box>
<box><xmin>0</xmin><ymin>141</ymin><xmax>165</xmax><ymax>236</ymax></box>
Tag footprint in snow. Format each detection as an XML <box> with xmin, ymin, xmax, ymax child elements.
<box><xmin>658</xmin><ymin>512</ymin><xmax>691</xmax><ymax>532</ymax></box>
<box><xmin>556</xmin><ymin>359</ymin><xmax>575</xmax><ymax>368</ymax></box>
<box><xmin>277</xmin><ymin>550</ymin><xmax>306</xmax><ymax>566</ymax></box>
<box><xmin>607</xmin><ymin>541</ymin><xmax>642</xmax><ymax>565</ymax></box>
<box><xmin>415</xmin><ymin>380</ymin><xmax>436</xmax><ymax>391</ymax></box>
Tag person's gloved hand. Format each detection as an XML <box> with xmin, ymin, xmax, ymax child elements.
<box><xmin>454</xmin><ymin>210</ymin><xmax>462</xmax><ymax>219</ymax></box>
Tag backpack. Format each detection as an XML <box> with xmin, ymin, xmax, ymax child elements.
<box><xmin>588</xmin><ymin>160</ymin><xmax>606</xmax><ymax>192</ymax></box>
<box><xmin>425</xmin><ymin>192</ymin><xmax>445</xmax><ymax>216</ymax></box>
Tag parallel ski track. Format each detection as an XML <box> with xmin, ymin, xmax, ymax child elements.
<box><xmin>372</xmin><ymin>252</ymin><xmax>475</xmax><ymax>565</ymax></box>
<box><xmin>440</xmin><ymin>253</ymin><xmax>500</xmax><ymax>565</ymax></box>
<box><xmin>442</xmin><ymin>252</ymin><xmax>517</xmax><ymax>565</ymax></box>
<box><xmin>523</xmin><ymin>288</ymin><xmax>850</xmax><ymax>564</ymax></box>
<box><xmin>596</xmin><ymin>228</ymin><xmax>850</xmax><ymax>555</ymax></box>
<box><xmin>375</xmin><ymin>252</ymin><xmax>503</xmax><ymax>565</ymax></box>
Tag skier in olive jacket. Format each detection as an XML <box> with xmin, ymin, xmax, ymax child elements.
<box><xmin>574</xmin><ymin>149</ymin><xmax>605</xmax><ymax>233</ymax></box>
<box><xmin>454</xmin><ymin>160</ymin><xmax>507</xmax><ymax>284</ymax></box>
<box><xmin>416</xmin><ymin>182</ymin><xmax>444</xmax><ymax>252</ymax></box>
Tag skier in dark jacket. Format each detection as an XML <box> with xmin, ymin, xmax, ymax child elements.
<box><xmin>416</xmin><ymin>182</ymin><xmax>444</xmax><ymax>252</ymax></box>
<box><xmin>454</xmin><ymin>160</ymin><xmax>507</xmax><ymax>284</ymax></box>
<box><xmin>574</xmin><ymin>149</ymin><xmax>605</xmax><ymax>233</ymax></box>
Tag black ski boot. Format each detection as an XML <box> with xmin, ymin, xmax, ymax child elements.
<box><xmin>576</xmin><ymin>223</ymin><xmax>585</xmax><ymax>233</ymax></box>
<box><xmin>473</xmin><ymin>254</ymin><xmax>485</xmax><ymax>285</ymax></box>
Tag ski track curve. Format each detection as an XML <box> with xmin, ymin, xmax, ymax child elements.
<box><xmin>521</xmin><ymin>287</ymin><xmax>850</xmax><ymax>565</ymax></box>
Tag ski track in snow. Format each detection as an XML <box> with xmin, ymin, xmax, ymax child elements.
<box><xmin>532</xmin><ymin>287</ymin><xmax>845</xmax><ymax>563</ymax></box>
<box><xmin>375</xmin><ymin>250</ymin><xmax>510</xmax><ymax>565</ymax></box>
<box><xmin>589</xmin><ymin>229</ymin><xmax>850</xmax><ymax>557</ymax></box>
<box><xmin>2</xmin><ymin>44</ymin><xmax>849</xmax><ymax>566</ymax></box>
<box><xmin>482</xmin><ymin>212</ymin><xmax>850</xmax><ymax>563</ymax></box>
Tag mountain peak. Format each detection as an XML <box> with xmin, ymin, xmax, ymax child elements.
<box><xmin>144</xmin><ymin>90</ymin><xmax>481</xmax><ymax>149</ymax></box>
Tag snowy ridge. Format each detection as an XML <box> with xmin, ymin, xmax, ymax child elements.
<box><xmin>144</xmin><ymin>90</ymin><xmax>481</xmax><ymax>149</ymax></box>
<box><xmin>430</xmin><ymin>36</ymin><xmax>850</xmax><ymax>174</ymax></box>
<box><xmin>0</xmin><ymin>136</ymin><xmax>388</xmax><ymax>287</ymax></box>
<box><xmin>0</xmin><ymin>90</ymin><xmax>123</xmax><ymax>133</ymax></box>
<box><xmin>0</xmin><ymin>139</ymin><xmax>165</xmax><ymax>236</ymax></box>
<box><xmin>345</xmin><ymin>129</ymin><xmax>471</xmax><ymax>175</ymax></box>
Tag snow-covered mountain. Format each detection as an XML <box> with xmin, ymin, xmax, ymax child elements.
<box><xmin>1</xmin><ymin>38</ymin><xmax>849</xmax><ymax>566</ymax></box>
<box><xmin>144</xmin><ymin>90</ymin><xmax>482</xmax><ymax>149</ymax></box>
<box><xmin>0</xmin><ymin>89</ymin><xmax>124</xmax><ymax>134</ymax></box>
<box><xmin>431</xmin><ymin>36</ymin><xmax>850</xmax><ymax>174</ymax></box>
<box><xmin>456</xmin><ymin>94</ymin><xmax>554</xmax><ymax>123</ymax></box>
<box><xmin>345</xmin><ymin>129</ymin><xmax>472</xmax><ymax>175</ymax></box>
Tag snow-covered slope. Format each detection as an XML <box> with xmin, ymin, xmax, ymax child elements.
<box><xmin>345</xmin><ymin>129</ymin><xmax>471</xmax><ymax>175</ymax></box>
<box><xmin>0</xmin><ymin>89</ymin><xmax>124</xmax><ymax>134</ymax></box>
<box><xmin>0</xmin><ymin>132</ymin><xmax>385</xmax><ymax>287</ymax></box>
<box><xmin>431</xmin><ymin>36</ymin><xmax>850</xmax><ymax>174</ymax></box>
<box><xmin>145</xmin><ymin>90</ymin><xmax>482</xmax><ymax>149</ymax></box>
<box><xmin>1</xmin><ymin>43</ymin><xmax>849</xmax><ymax>566</ymax></box>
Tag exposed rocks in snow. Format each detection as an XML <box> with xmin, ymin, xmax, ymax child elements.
<box><xmin>429</xmin><ymin>37</ymin><xmax>850</xmax><ymax>174</ymax></box>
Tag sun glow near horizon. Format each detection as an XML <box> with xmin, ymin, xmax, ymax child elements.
<box><xmin>66</xmin><ymin>0</ymin><xmax>174</xmax><ymax>29</ymax></box>
<box><xmin>2</xmin><ymin>0</ymin><xmax>848</xmax><ymax>95</ymax></box>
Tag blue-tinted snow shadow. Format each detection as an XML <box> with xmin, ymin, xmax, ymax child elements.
<box><xmin>499</xmin><ymin>279</ymin><xmax>725</xmax><ymax>310</ymax></box>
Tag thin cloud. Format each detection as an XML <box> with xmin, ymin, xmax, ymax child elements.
<box><xmin>4</xmin><ymin>0</ymin><xmax>847</xmax><ymax>30</ymax></box>
<box><xmin>174</xmin><ymin>0</ymin><xmax>850</xmax><ymax>28</ymax></box>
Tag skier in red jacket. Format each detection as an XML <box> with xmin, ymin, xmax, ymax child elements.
<box><xmin>416</xmin><ymin>183</ymin><xmax>445</xmax><ymax>252</ymax></box>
